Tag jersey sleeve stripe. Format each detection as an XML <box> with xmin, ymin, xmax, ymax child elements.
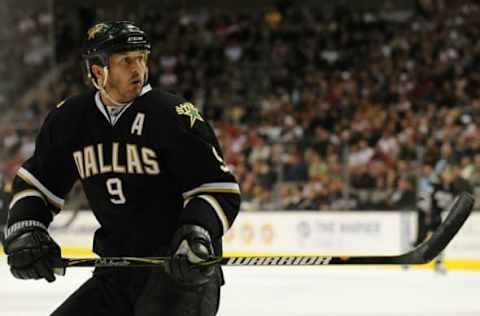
<box><xmin>182</xmin><ymin>183</ymin><xmax>240</xmax><ymax>199</ymax></box>
<box><xmin>196</xmin><ymin>195</ymin><xmax>230</xmax><ymax>234</ymax></box>
<box><xmin>17</xmin><ymin>167</ymin><xmax>65</xmax><ymax>208</ymax></box>
<box><xmin>9</xmin><ymin>189</ymin><xmax>47</xmax><ymax>210</ymax></box>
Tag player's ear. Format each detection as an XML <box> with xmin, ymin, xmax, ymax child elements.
<box><xmin>91</xmin><ymin>64</ymin><xmax>104</xmax><ymax>82</ymax></box>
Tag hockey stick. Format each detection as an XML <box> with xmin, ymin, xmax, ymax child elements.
<box><xmin>60</xmin><ymin>192</ymin><xmax>474</xmax><ymax>268</ymax></box>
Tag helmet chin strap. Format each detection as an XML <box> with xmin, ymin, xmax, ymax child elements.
<box><xmin>90</xmin><ymin>66</ymin><xmax>132</xmax><ymax>107</ymax></box>
<box><xmin>144</xmin><ymin>67</ymin><xmax>149</xmax><ymax>87</ymax></box>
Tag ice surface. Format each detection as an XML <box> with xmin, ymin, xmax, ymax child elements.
<box><xmin>1</xmin><ymin>257</ymin><xmax>479</xmax><ymax>316</ymax></box>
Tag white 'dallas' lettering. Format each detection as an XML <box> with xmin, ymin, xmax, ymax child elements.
<box><xmin>112</xmin><ymin>142</ymin><xmax>126</xmax><ymax>173</ymax></box>
<box><xmin>97</xmin><ymin>143</ymin><xmax>112</xmax><ymax>173</ymax></box>
<box><xmin>126</xmin><ymin>144</ymin><xmax>144</xmax><ymax>174</ymax></box>
<box><xmin>73</xmin><ymin>143</ymin><xmax>160</xmax><ymax>179</ymax></box>
<box><xmin>131</xmin><ymin>113</ymin><xmax>145</xmax><ymax>136</ymax></box>
<box><xmin>83</xmin><ymin>145</ymin><xmax>99</xmax><ymax>178</ymax></box>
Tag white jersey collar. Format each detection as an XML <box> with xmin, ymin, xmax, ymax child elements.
<box><xmin>95</xmin><ymin>84</ymin><xmax>152</xmax><ymax>126</ymax></box>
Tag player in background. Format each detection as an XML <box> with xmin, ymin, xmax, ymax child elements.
<box><xmin>2</xmin><ymin>21</ymin><xmax>241</xmax><ymax>316</ymax></box>
<box><xmin>415</xmin><ymin>164</ymin><xmax>472</xmax><ymax>273</ymax></box>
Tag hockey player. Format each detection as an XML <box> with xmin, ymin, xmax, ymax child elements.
<box><xmin>415</xmin><ymin>164</ymin><xmax>472</xmax><ymax>273</ymax></box>
<box><xmin>2</xmin><ymin>21</ymin><xmax>241</xmax><ymax>315</ymax></box>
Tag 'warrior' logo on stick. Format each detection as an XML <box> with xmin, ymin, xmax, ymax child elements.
<box><xmin>226</xmin><ymin>256</ymin><xmax>333</xmax><ymax>265</ymax></box>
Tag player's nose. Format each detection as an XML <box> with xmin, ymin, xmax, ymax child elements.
<box><xmin>130</xmin><ymin>67</ymin><xmax>141</xmax><ymax>79</ymax></box>
<box><xmin>131</xmin><ymin>61</ymin><xmax>144</xmax><ymax>76</ymax></box>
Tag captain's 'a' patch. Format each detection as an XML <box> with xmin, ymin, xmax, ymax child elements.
<box><xmin>131</xmin><ymin>113</ymin><xmax>145</xmax><ymax>136</ymax></box>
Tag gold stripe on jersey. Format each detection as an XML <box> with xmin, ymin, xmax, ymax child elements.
<box><xmin>9</xmin><ymin>189</ymin><xmax>47</xmax><ymax>210</ymax></box>
<box><xmin>17</xmin><ymin>167</ymin><xmax>64</xmax><ymax>209</ymax></box>
<box><xmin>56</xmin><ymin>99</ymin><xmax>67</xmax><ymax>108</ymax></box>
<box><xmin>196</xmin><ymin>195</ymin><xmax>230</xmax><ymax>234</ymax></box>
<box><xmin>182</xmin><ymin>183</ymin><xmax>241</xmax><ymax>199</ymax></box>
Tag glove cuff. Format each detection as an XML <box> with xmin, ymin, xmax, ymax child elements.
<box><xmin>5</xmin><ymin>220</ymin><xmax>47</xmax><ymax>240</ymax></box>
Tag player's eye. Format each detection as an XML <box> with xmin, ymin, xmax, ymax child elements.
<box><xmin>118</xmin><ymin>57</ymin><xmax>129</xmax><ymax>65</ymax></box>
<box><xmin>120</xmin><ymin>56</ymin><xmax>144</xmax><ymax>65</ymax></box>
<box><xmin>135</xmin><ymin>55</ymin><xmax>146</xmax><ymax>63</ymax></box>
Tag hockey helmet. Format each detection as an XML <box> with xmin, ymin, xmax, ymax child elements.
<box><xmin>82</xmin><ymin>21</ymin><xmax>151</xmax><ymax>74</ymax></box>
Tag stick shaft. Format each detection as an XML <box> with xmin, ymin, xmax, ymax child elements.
<box><xmin>61</xmin><ymin>254</ymin><xmax>400</xmax><ymax>268</ymax></box>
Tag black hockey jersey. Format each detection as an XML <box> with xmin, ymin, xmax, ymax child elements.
<box><xmin>7</xmin><ymin>85</ymin><xmax>241</xmax><ymax>256</ymax></box>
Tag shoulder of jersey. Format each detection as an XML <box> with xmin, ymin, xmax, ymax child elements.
<box><xmin>139</xmin><ymin>88</ymin><xmax>188</xmax><ymax>126</ymax></box>
<box><xmin>52</xmin><ymin>91</ymin><xmax>95</xmax><ymax>118</ymax></box>
<box><xmin>142</xmin><ymin>88</ymin><xmax>206</xmax><ymax>130</ymax></box>
<box><xmin>140</xmin><ymin>88</ymin><xmax>186</xmax><ymax>113</ymax></box>
<box><xmin>41</xmin><ymin>92</ymin><xmax>95</xmax><ymax>142</ymax></box>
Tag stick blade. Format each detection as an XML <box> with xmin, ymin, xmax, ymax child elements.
<box><xmin>402</xmin><ymin>191</ymin><xmax>475</xmax><ymax>264</ymax></box>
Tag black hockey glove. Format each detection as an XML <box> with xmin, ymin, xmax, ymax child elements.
<box><xmin>168</xmin><ymin>225</ymin><xmax>215</xmax><ymax>286</ymax></box>
<box><xmin>3</xmin><ymin>221</ymin><xmax>64</xmax><ymax>283</ymax></box>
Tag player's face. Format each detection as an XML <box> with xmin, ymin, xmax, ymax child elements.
<box><xmin>106</xmin><ymin>50</ymin><xmax>148</xmax><ymax>103</ymax></box>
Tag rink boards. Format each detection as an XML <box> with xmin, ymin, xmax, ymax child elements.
<box><xmin>221</xmin><ymin>211</ymin><xmax>480</xmax><ymax>270</ymax></box>
<box><xmin>2</xmin><ymin>210</ymin><xmax>480</xmax><ymax>270</ymax></box>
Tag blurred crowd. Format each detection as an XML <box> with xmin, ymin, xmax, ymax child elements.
<box><xmin>1</xmin><ymin>0</ymin><xmax>480</xmax><ymax>213</ymax></box>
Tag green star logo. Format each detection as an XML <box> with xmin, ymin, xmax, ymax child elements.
<box><xmin>176</xmin><ymin>102</ymin><xmax>204</xmax><ymax>128</ymax></box>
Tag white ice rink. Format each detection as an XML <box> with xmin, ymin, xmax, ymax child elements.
<box><xmin>1</xmin><ymin>258</ymin><xmax>480</xmax><ymax>316</ymax></box>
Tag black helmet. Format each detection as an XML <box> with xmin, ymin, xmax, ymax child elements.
<box><xmin>82</xmin><ymin>21</ymin><xmax>151</xmax><ymax>69</ymax></box>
